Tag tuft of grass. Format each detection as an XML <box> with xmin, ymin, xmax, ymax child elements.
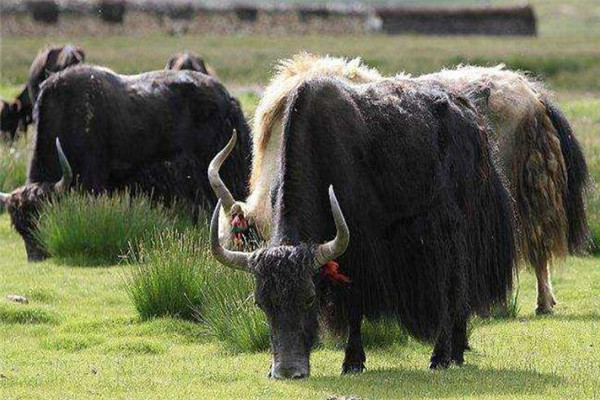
<box><xmin>490</xmin><ymin>288</ymin><xmax>521</xmax><ymax>320</ymax></box>
<box><xmin>199</xmin><ymin>273</ymin><xmax>270</xmax><ymax>354</ymax></box>
<box><xmin>0</xmin><ymin>303</ymin><xmax>60</xmax><ymax>324</ymax></box>
<box><xmin>40</xmin><ymin>334</ymin><xmax>104</xmax><ymax>352</ymax></box>
<box><xmin>124</xmin><ymin>227</ymin><xmax>209</xmax><ymax>321</ymax></box>
<box><xmin>35</xmin><ymin>190</ymin><xmax>192</xmax><ymax>266</ymax></box>
<box><xmin>125</xmin><ymin>224</ymin><xmax>270</xmax><ymax>353</ymax></box>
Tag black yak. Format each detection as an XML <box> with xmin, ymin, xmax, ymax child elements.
<box><xmin>214</xmin><ymin>54</ymin><xmax>589</xmax><ymax>315</ymax></box>
<box><xmin>0</xmin><ymin>45</ymin><xmax>85</xmax><ymax>141</ymax></box>
<box><xmin>165</xmin><ymin>52</ymin><xmax>211</xmax><ymax>75</ymax></box>
<box><xmin>208</xmin><ymin>74</ymin><xmax>517</xmax><ymax>377</ymax></box>
<box><xmin>0</xmin><ymin>65</ymin><xmax>251</xmax><ymax>261</ymax></box>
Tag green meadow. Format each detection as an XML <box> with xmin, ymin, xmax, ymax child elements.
<box><xmin>1</xmin><ymin>0</ymin><xmax>599</xmax><ymax>398</ymax></box>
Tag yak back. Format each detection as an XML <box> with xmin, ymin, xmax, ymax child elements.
<box><xmin>31</xmin><ymin>65</ymin><xmax>250</xmax><ymax>207</ymax></box>
<box><xmin>272</xmin><ymin>77</ymin><xmax>517</xmax><ymax>342</ymax></box>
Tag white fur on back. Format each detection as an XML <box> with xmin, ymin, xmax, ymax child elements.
<box><xmin>221</xmin><ymin>55</ymin><xmax>548</xmax><ymax>246</ymax></box>
<box><xmin>246</xmin><ymin>53</ymin><xmax>383</xmax><ymax>237</ymax></box>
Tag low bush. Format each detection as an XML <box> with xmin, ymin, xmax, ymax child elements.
<box><xmin>36</xmin><ymin>190</ymin><xmax>190</xmax><ymax>266</ymax></box>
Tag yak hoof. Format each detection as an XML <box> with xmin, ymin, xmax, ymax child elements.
<box><xmin>535</xmin><ymin>306</ymin><xmax>554</xmax><ymax>315</ymax></box>
<box><xmin>451</xmin><ymin>354</ymin><xmax>465</xmax><ymax>366</ymax></box>
<box><xmin>429</xmin><ymin>357</ymin><xmax>450</xmax><ymax>370</ymax></box>
<box><xmin>341</xmin><ymin>363</ymin><xmax>365</xmax><ymax>375</ymax></box>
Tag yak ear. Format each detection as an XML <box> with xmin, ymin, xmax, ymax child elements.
<box><xmin>45</xmin><ymin>47</ymin><xmax>62</xmax><ymax>71</ymax></box>
<box><xmin>195</xmin><ymin>57</ymin><xmax>209</xmax><ymax>74</ymax></box>
<box><xmin>75</xmin><ymin>47</ymin><xmax>85</xmax><ymax>63</ymax></box>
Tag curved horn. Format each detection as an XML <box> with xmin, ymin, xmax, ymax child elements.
<box><xmin>54</xmin><ymin>138</ymin><xmax>73</xmax><ymax>193</ymax></box>
<box><xmin>210</xmin><ymin>200</ymin><xmax>252</xmax><ymax>272</ymax></box>
<box><xmin>314</xmin><ymin>186</ymin><xmax>350</xmax><ymax>268</ymax></box>
<box><xmin>208</xmin><ymin>130</ymin><xmax>237</xmax><ymax>213</ymax></box>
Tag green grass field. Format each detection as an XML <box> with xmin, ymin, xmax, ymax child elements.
<box><xmin>1</xmin><ymin>0</ymin><xmax>600</xmax><ymax>398</ymax></box>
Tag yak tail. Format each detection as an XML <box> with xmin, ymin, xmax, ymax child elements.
<box><xmin>545</xmin><ymin>100</ymin><xmax>591</xmax><ymax>253</ymax></box>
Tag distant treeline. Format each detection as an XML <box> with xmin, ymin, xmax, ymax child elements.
<box><xmin>1</xmin><ymin>1</ymin><xmax>536</xmax><ymax>36</ymax></box>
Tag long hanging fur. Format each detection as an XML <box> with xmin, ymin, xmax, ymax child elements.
<box><xmin>544</xmin><ymin>100</ymin><xmax>590</xmax><ymax>253</ymax></box>
<box><xmin>272</xmin><ymin>77</ymin><xmax>517</xmax><ymax>342</ymax></box>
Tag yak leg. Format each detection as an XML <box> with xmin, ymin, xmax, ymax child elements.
<box><xmin>450</xmin><ymin>316</ymin><xmax>469</xmax><ymax>366</ymax></box>
<box><xmin>535</xmin><ymin>258</ymin><xmax>556</xmax><ymax>314</ymax></box>
<box><xmin>341</xmin><ymin>311</ymin><xmax>365</xmax><ymax>374</ymax></box>
<box><xmin>430</xmin><ymin>325</ymin><xmax>451</xmax><ymax>370</ymax></box>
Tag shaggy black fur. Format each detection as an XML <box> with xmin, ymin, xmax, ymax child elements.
<box><xmin>246</xmin><ymin>76</ymin><xmax>517</xmax><ymax>376</ymax></box>
<box><xmin>545</xmin><ymin>100</ymin><xmax>590</xmax><ymax>253</ymax></box>
<box><xmin>165</xmin><ymin>52</ymin><xmax>209</xmax><ymax>74</ymax></box>
<box><xmin>5</xmin><ymin>65</ymin><xmax>251</xmax><ymax>261</ymax></box>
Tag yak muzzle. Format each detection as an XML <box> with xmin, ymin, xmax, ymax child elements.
<box><xmin>270</xmin><ymin>362</ymin><xmax>309</xmax><ymax>380</ymax></box>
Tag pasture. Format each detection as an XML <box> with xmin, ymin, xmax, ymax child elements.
<box><xmin>1</xmin><ymin>0</ymin><xmax>600</xmax><ymax>398</ymax></box>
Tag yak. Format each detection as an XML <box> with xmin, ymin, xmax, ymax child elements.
<box><xmin>1</xmin><ymin>45</ymin><xmax>85</xmax><ymax>141</ymax></box>
<box><xmin>0</xmin><ymin>64</ymin><xmax>251</xmax><ymax>261</ymax></box>
<box><xmin>166</xmin><ymin>52</ymin><xmax>211</xmax><ymax>75</ymax></box>
<box><xmin>211</xmin><ymin>53</ymin><xmax>589</xmax><ymax>315</ymax></box>
<box><xmin>208</xmin><ymin>75</ymin><xmax>518</xmax><ymax>378</ymax></box>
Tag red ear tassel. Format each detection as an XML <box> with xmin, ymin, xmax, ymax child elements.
<box><xmin>321</xmin><ymin>261</ymin><xmax>351</xmax><ymax>284</ymax></box>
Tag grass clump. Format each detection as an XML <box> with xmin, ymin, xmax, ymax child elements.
<box><xmin>199</xmin><ymin>274</ymin><xmax>270</xmax><ymax>354</ymax></box>
<box><xmin>0</xmin><ymin>303</ymin><xmax>60</xmax><ymax>324</ymax></box>
<box><xmin>35</xmin><ymin>190</ymin><xmax>190</xmax><ymax>266</ymax></box>
<box><xmin>40</xmin><ymin>334</ymin><xmax>104</xmax><ymax>352</ymax></box>
<box><xmin>125</xmin><ymin>228</ymin><xmax>208</xmax><ymax>321</ymax></box>
<box><xmin>490</xmin><ymin>288</ymin><xmax>520</xmax><ymax>320</ymax></box>
<box><xmin>125</xmin><ymin>225</ymin><xmax>270</xmax><ymax>353</ymax></box>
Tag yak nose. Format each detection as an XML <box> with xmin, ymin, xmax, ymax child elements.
<box><xmin>271</xmin><ymin>363</ymin><xmax>308</xmax><ymax>380</ymax></box>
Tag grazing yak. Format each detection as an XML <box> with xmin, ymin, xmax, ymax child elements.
<box><xmin>211</xmin><ymin>54</ymin><xmax>589</xmax><ymax>315</ymax></box>
<box><xmin>166</xmin><ymin>52</ymin><xmax>211</xmax><ymax>75</ymax></box>
<box><xmin>0</xmin><ymin>65</ymin><xmax>251</xmax><ymax>261</ymax></box>
<box><xmin>209</xmin><ymin>71</ymin><xmax>518</xmax><ymax>377</ymax></box>
<box><xmin>1</xmin><ymin>45</ymin><xmax>85</xmax><ymax>141</ymax></box>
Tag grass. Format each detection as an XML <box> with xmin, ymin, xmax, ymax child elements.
<box><xmin>1</xmin><ymin>211</ymin><xmax>599</xmax><ymax>399</ymax></box>
<box><xmin>125</xmin><ymin>223</ymin><xmax>270</xmax><ymax>353</ymax></box>
<box><xmin>1</xmin><ymin>0</ymin><xmax>599</xmax><ymax>397</ymax></box>
<box><xmin>35</xmin><ymin>190</ymin><xmax>192</xmax><ymax>266</ymax></box>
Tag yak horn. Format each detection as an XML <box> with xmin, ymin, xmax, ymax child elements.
<box><xmin>210</xmin><ymin>200</ymin><xmax>252</xmax><ymax>272</ymax></box>
<box><xmin>314</xmin><ymin>186</ymin><xmax>350</xmax><ymax>268</ymax></box>
<box><xmin>54</xmin><ymin>138</ymin><xmax>73</xmax><ymax>193</ymax></box>
<box><xmin>208</xmin><ymin>130</ymin><xmax>237</xmax><ymax>213</ymax></box>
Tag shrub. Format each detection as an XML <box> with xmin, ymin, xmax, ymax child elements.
<box><xmin>97</xmin><ymin>0</ymin><xmax>126</xmax><ymax>24</ymax></box>
<box><xmin>27</xmin><ymin>0</ymin><xmax>60</xmax><ymax>24</ymax></box>
<box><xmin>36</xmin><ymin>190</ymin><xmax>190</xmax><ymax>266</ymax></box>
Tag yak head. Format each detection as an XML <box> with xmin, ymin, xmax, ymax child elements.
<box><xmin>165</xmin><ymin>52</ymin><xmax>209</xmax><ymax>74</ymax></box>
<box><xmin>0</xmin><ymin>100</ymin><xmax>20</xmax><ymax>141</ymax></box>
<box><xmin>210</xmin><ymin>186</ymin><xmax>350</xmax><ymax>379</ymax></box>
<box><xmin>0</xmin><ymin>138</ymin><xmax>72</xmax><ymax>261</ymax></box>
